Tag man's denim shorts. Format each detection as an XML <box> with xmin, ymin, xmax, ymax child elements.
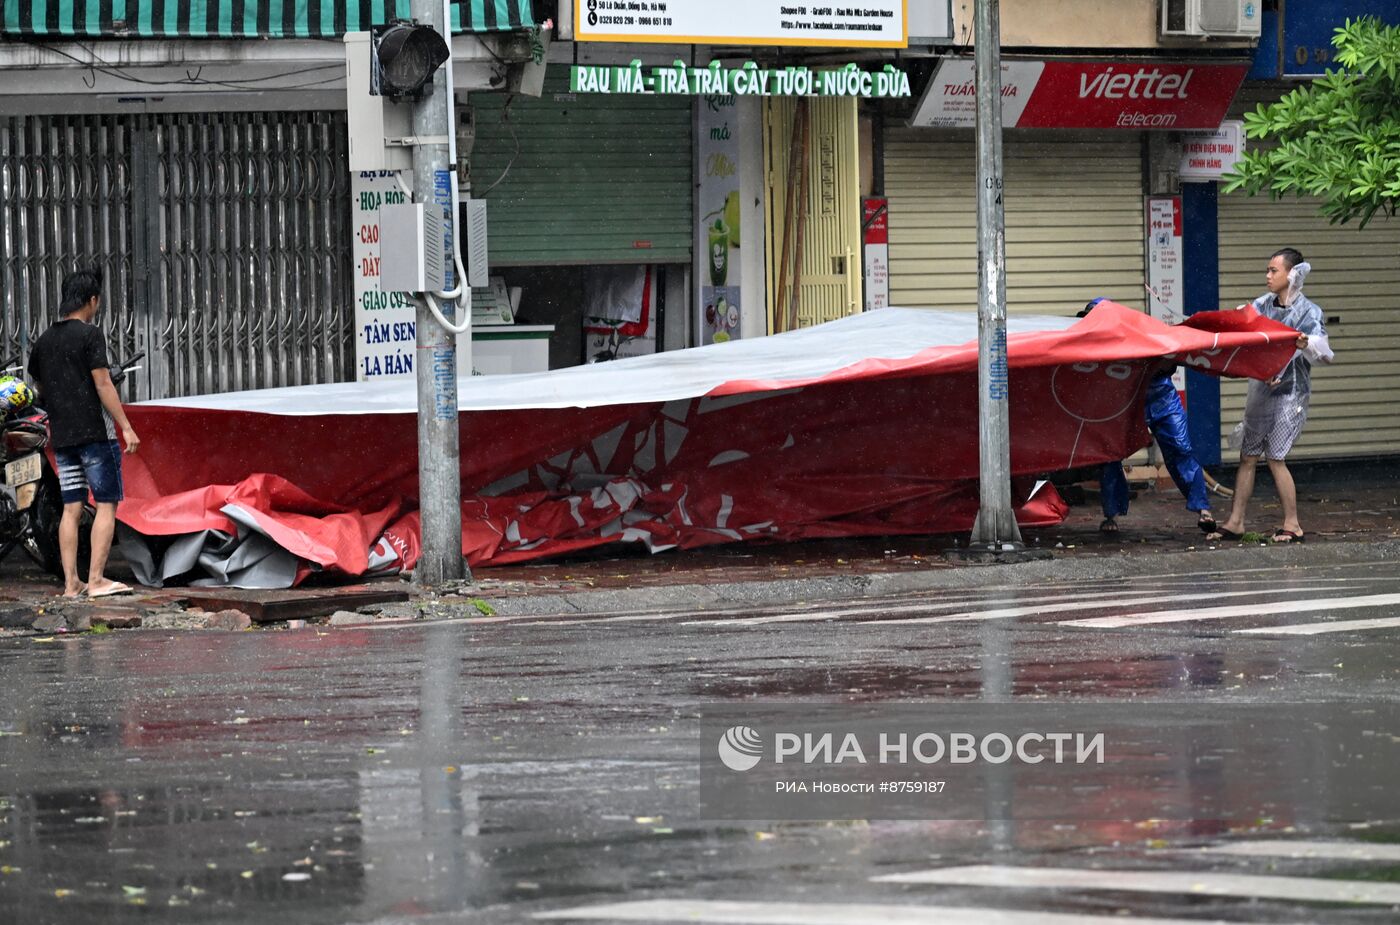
<box><xmin>54</xmin><ymin>440</ymin><xmax>124</xmax><ymax>505</ymax></box>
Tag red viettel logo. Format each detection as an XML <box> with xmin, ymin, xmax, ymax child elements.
<box><xmin>1014</xmin><ymin>61</ymin><xmax>1245</xmax><ymax>129</ymax></box>
<box><xmin>1079</xmin><ymin>67</ymin><xmax>1194</xmax><ymax>100</ymax></box>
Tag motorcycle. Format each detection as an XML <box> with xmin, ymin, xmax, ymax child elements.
<box><xmin>0</xmin><ymin>352</ymin><xmax>143</xmax><ymax>577</ymax></box>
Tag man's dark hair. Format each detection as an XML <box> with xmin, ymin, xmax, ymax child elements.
<box><xmin>59</xmin><ymin>266</ymin><xmax>103</xmax><ymax>317</ymax></box>
<box><xmin>1271</xmin><ymin>247</ymin><xmax>1305</xmax><ymax>270</ymax></box>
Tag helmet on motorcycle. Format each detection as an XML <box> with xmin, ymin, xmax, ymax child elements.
<box><xmin>0</xmin><ymin>376</ymin><xmax>35</xmax><ymax>417</ymax></box>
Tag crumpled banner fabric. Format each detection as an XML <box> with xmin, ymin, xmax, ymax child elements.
<box><xmin>117</xmin><ymin>476</ymin><xmax>403</xmax><ymax>587</ymax></box>
<box><xmin>117</xmin><ymin>304</ymin><xmax>1299</xmax><ymax>584</ymax></box>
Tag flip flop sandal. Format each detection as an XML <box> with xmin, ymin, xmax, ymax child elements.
<box><xmin>1271</xmin><ymin>529</ymin><xmax>1305</xmax><ymax>544</ymax></box>
<box><xmin>1099</xmin><ymin>518</ymin><xmax>1119</xmax><ymax>534</ymax></box>
<box><xmin>88</xmin><ymin>582</ymin><xmax>134</xmax><ymax>598</ymax></box>
<box><xmin>1205</xmin><ymin>527</ymin><xmax>1243</xmax><ymax>542</ymax></box>
<box><xmin>1197</xmin><ymin>516</ymin><xmax>1219</xmax><ymax>534</ymax></box>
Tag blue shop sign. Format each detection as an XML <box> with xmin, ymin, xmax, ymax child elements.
<box><xmin>1254</xmin><ymin>0</ymin><xmax>1400</xmax><ymax>79</ymax></box>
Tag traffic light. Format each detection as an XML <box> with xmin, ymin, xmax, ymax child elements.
<box><xmin>372</xmin><ymin>22</ymin><xmax>451</xmax><ymax>101</ymax></box>
<box><xmin>345</xmin><ymin>21</ymin><xmax>452</xmax><ymax>171</ymax></box>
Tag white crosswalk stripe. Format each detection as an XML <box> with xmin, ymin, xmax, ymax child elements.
<box><xmin>526</xmin><ymin>586</ymin><xmax>1308</xmax><ymax>629</ymax></box>
<box><xmin>1235</xmin><ymin>615</ymin><xmax>1400</xmax><ymax>635</ymax></box>
<box><xmin>871</xmin><ymin>863</ymin><xmax>1400</xmax><ymax>904</ymax></box>
<box><xmin>468</xmin><ymin>564</ymin><xmax>1399</xmax><ymax>634</ymax></box>
<box><xmin>862</xmin><ymin>587</ymin><xmax>1329</xmax><ymax>626</ymax></box>
<box><xmin>1059</xmin><ymin>592</ymin><xmax>1400</xmax><ymax>630</ymax></box>
<box><xmin>533</xmin><ymin>899</ymin><xmax>1234</xmax><ymax>924</ymax></box>
<box><xmin>1194</xmin><ymin>839</ymin><xmax>1400</xmax><ymax>861</ymax></box>
<box><xmin>685</xmin><ymin>590</ymin><xmax>1171</xmax><ymax>627</ymax></box>
<box><xmin>689</xmin><ymin>582</ymin><xmax>1384</xmax><ymax>628</ymax></box>
<box><xmin>537</xmin><ymin>831</ymin><xmax>1400</xmax><ymax>923</ymax></box>
<box><xmin>521</xmin><ymin>591</ymin><xmax>1035</xmax><ymax>628</ymax></box>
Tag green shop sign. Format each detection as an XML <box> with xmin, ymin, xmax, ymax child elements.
<box><xmin>569</xmin><ymin>60</ymin><xmax>912</xmax><ymax>99</ymax></box>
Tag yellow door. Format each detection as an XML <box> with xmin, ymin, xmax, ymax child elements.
<box><xmin>765</xmin><ymin>96</ymin><xmax>863</xmax><ymax>333</ymax></box>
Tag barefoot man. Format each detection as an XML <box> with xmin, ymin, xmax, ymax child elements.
<box><xmin>26</xmin><ymin>266</ymin><xmax>140</xmax><ymax>597</ymax></box>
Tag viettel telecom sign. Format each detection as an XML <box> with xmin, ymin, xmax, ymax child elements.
<box><xmin>912</xmin><ymin>59</ymin><xmax>1249</xmax><ymax>130</ymax></box>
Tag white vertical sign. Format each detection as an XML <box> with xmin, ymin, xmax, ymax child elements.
<box><xmin>1145</xmin><ymin>195</ymin><xmax>1186</xmax><ymax>393</ymax></box>
<box><xmin>352</xmin><ymin>172</ymin><xmax>417</xmax><ymax>380</ymax></box>
<box><xmin>862</xmin><ymin>198</ymin><xmax>890</xmax><ymax>311</ymax></box>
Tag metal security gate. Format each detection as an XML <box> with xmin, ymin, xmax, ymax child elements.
<box><xmin>1</xmin><ymin>111</ymin><xmax>353</xmax><ymax>400</ymax></box>
<box><xmin>0</xmin><ymin>115</ymin><xmax>141</xmax><ymax>391</ymax></box>
<box><xmin>146</xmin><ymin>113</ymin><xmax>352</xmax><ymax>397</ymax></box>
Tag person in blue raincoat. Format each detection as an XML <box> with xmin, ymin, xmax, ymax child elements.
<box><xmin>1082</xmin><ymin>299</ymin><xmax>1216</xmax><ymax>536</ymax></box>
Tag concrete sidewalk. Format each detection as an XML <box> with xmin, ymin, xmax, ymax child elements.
<box><xmin>2</xmin><ymin>463</ymin><xmax>1396</xmax><ymax>631</ymax></box>
<box><xmin>433</xmin><ymin>460</ymin><xmax>1399</xmax><ymax>613</ymax></box>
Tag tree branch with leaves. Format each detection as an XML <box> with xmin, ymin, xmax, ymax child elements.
<box><xmin>1223</xmin><ymin>16</ymin><xmax>1400</xmax><ymax>227</ymax></box>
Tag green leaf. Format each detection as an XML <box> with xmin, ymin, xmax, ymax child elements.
<box><xmin>1224</xmin><ymin>16</ymin><xmax>1400</xmax><ymax>224</ymax></box>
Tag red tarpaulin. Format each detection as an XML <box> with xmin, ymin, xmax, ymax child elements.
<box><xmin>116</xmin><ymin>304</ymin><xmax>1299</xmax><ymax>584</ymax></box>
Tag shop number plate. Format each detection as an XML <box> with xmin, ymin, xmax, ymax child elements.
<box><xmin>4</xmin><ymin>453</ymin><xmax>42</xmax><ymax>487</ymax></box>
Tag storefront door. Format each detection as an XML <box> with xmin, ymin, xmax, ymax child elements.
<box><xmin>764</xmin><ymin>96</ymin><xmax>863</xmax><ymax>333</ymax></box>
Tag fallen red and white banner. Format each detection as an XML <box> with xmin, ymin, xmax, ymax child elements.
<box><xmin>117</xmin><ymin>303</ymin><xmax>1298</xmax><ymax>587</ymax></box>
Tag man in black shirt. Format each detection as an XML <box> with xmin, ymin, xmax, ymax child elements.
<box><xmin>27</xmin><ymin>267</ymin><xmax>141</xmax><ymax>598</ymax></box>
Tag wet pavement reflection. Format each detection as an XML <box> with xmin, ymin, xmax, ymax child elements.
<box><xmin>1</xmin><ymin>565</ymin><xmax>1398</xmax><ymax>923</ymax></box>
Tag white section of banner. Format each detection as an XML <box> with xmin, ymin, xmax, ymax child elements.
<box><xmin>142</xmin><ymin>308</ymin><xmax>1074</xmax><ymax>415</ymax></box>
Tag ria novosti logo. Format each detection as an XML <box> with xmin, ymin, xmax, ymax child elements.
<box><xmin>717</xmin><ymin>725</ymin><xmax>764</xmax><ymax>772</ymax></box>
<box><xmin>716</xmin><ymin>727</ymin><xmax>1107</xmax><ymax>772</ymax></box>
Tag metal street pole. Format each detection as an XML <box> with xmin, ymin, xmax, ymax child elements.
<box><xmin>410</xmin><ymin>0</ymin><xmax>466</xmax><ymax>584</ymax></box>
<box><xmin>969</xmin><ymin>0</ymin><xmax>1022</xmax><ymax>550</ymax></box>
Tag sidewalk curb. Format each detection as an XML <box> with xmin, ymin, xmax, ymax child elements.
<box><xmin>468</xmin><ymin>539</ymin><xmax>1400</xmax><ymax>619</ymax></box>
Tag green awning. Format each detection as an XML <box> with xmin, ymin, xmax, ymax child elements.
<box><xmin>0</xmin><ymin>1</ymin><xmax>534</xmax><ymax>37</ymax></box>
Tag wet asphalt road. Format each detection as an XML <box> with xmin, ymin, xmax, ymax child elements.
<box><xmin>2</xmin><ymin>558</ymin><xmax>1400</xmax><ymax>924</ymax></box>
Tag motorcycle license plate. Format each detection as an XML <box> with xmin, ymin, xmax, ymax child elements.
<box><xmin>4</xmin><ymin>452</ymin><xmax>42</xmax><ymax>488</ymax></box>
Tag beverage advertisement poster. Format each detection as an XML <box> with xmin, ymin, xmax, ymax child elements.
<box><xmin>697</xmin><ymin>94</ymin><xmax>742</xmax><ymax>345</ymax></box>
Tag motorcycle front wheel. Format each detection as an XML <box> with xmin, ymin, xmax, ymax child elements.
<box><xmin>26</xmin><ymin>473</ymin><xmax>93</xmax><ymax>580</ymax></box>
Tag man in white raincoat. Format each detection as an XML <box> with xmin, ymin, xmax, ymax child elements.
<box><xmin>1208</xmin><ymin>248</ymin><xmax>1333</xmax><ymax>544</ymax></box>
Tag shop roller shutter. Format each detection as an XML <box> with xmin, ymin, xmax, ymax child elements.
<box><xmin>1218</xmin><ymin>191</ymin><xmax>1400</xmax><ymax>460</ymax></box>
<box><xmin>1217</xmin><ymin>84</ymin><xmax>1400</xmax><ymax>460</ymax></box>
<box><xmin>884</xmin><ymin>128</ymin><xmax>1146</xmax><ymax>317</ymax></box>
<box><xmin>470</xmin><ymin>76</ymin><xmax>693</xmax><ymax>266</ymax></box>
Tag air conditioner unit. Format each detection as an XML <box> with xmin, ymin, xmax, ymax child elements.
<box><xmin>1161</xmin><ymin>0</ymin><xmax>1261</xmax><ymax>39</ymax></box>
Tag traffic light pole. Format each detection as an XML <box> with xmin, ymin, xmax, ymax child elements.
<box><xmin>969</xmin><ymin>0</ymin><xmax>1022</xmax><ymax>551</ymax></box>
<box><xmin>409</xmin><ymin>0</ymin><xmax>466</xmax><ymax>585</ymax></box>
